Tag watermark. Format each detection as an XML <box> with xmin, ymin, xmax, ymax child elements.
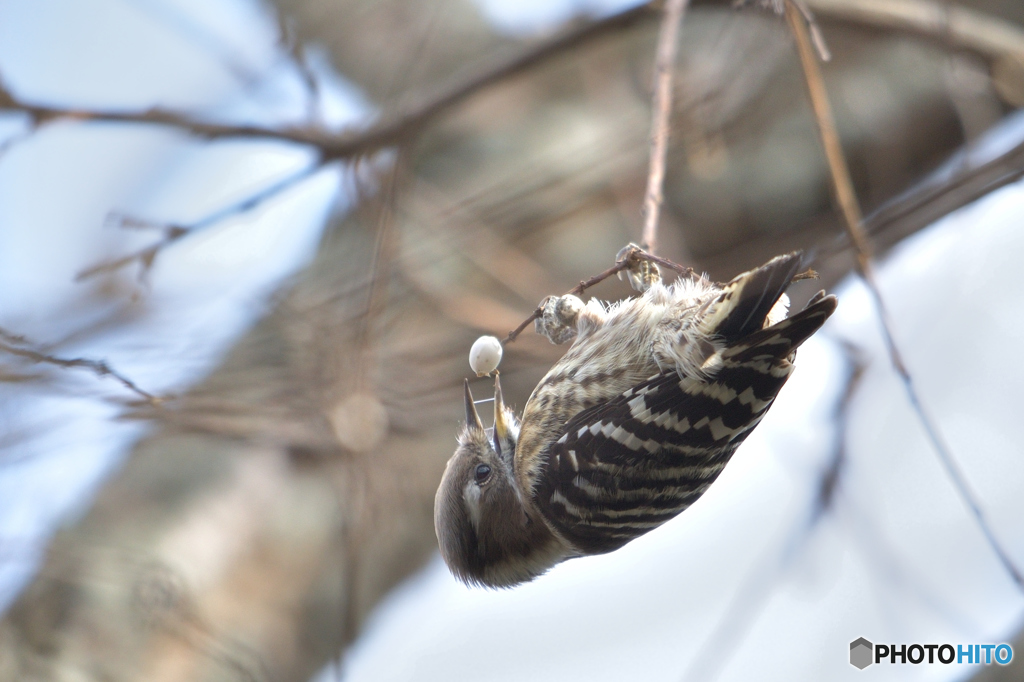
<box><xmin>850</xmin><ymin>638</ymin><xmax>1013</xmax><ymax>670</ymax></box>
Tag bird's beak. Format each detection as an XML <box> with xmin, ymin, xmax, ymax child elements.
<box><xmin>493</xmin><ymin>373</ymin><xmax>511</xmax><ymax>444</ymax></box>
<box><xmin>464</xmin><ymin>379</ymin><xmax>485</xmax><ymax>432</ymax></box>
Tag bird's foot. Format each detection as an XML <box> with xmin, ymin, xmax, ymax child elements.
<box><xmin>534</xmin><ymin>294</ymin><xmax>585</xmax><ymax>345</ymax></box>
<box><xmin>615</xmin><ymin>243</ymin><xmax>661</xmax><ymax>293</ymax></box>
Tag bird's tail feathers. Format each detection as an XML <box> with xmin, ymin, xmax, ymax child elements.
<box><xmin>701</xmin><ymin>252</ymin><xmax>803</xmax><ymax>343</ymax></box>
<box><xmin>723</xmin><ymin>292</ymin><xmax>837</xmax><ymax>362</ymax></box>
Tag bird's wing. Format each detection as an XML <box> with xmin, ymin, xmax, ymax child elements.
<box><xmin>534</xmin><ymin>294</ymin><xmax>837</xmax><ymax>555</ymax></box>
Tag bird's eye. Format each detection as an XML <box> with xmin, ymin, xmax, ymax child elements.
<box><xmin>475</xmin><ymin>463</ymin><xmax>491</xmax><ymax>483</ymax></box>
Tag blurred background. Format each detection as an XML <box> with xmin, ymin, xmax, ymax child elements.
<box><xmin>0</xmin><ymin>0</ymin><xmax>1023</xmax><ymax>680</ymax></box>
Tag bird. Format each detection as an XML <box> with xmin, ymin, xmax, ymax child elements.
<box><xmin>434</xmin><ymin>251</ymin><xmax>837</xmax><ymax>588</ymax></box>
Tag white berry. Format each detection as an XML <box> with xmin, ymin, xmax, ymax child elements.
<box><xmin>469</xmin><ymin>335</ymin><xmax>503</xmax><ymax>376</ymax></box>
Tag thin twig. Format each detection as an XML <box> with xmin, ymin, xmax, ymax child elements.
<box><xmin>503</xmin><ymin>0</ymin><xmax>717</xmax><ymax>352</ymax></box>
<box><xmin>785</xmin><ymin>0</ymin><xmax>1024</xmax><ymax>589</ymax></box>
<box><xmin>354</xmin><ymin>147</ymin><xmax>408</xmax><ymax>391</ymax></box>
<box><xmin>502</xmin><ymin>247</ymin><xmax>706</xmax><ymax>344</ymax></box>
<box><xmin>791</xmin><ymin>1</ymin><xmax>831</xmax><ymax>60</ymax></box>
<box><xmin>0</xmin><ymin>328</ymin><xmax>159</xmax><ymax>404</ymax></box>
<box><xmin>501</xmin><ymin>247</ymin><xmax>818</xmax><ymax>345</ymax></box>
<box><xmin>276</xmin><ymin>13</ymin><xmax>322</xmax><ymax>124</ymax></box>
<box><xmin>638</xmin><ymin>251</ymin><xmax>700</xmax><ymax>280</ymax></box>
<box><xmin>76</xmin><ymin>162</ymin><xmax>324</xmax><ymax>281</ymax></box>
<box><xmin>641</xmin><ymin>0</ymin><xmax>691</xmax><ymax>255</ymax></box>
<box><xmin>502</xmin><ymin>259</ymin><xmax>634</xmax><ymax>345</ymax></box>
<box><xmin>502</xmin><ymin>309</ymin><xmax>545</xmax><ymax>346</ymax></box>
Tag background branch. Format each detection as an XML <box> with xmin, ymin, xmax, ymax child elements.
<box><xmin>785</xmin><ymin>0</ymin><xmax>1024</xmax><ymax>589</ymax></box>
<box><xmin>76</xmin><ymin>162</ymin><xmax>325</xmax><ymax>281</ymax></box>
<box><xmin>0</xmin><ymin>328</ymin><xmax>159</xmax><ymax>404</ymax></box>
<box><xmin>641</xmin><ymin>0</ymin><xmax>691</xmax><ymax>255</ymax></box>
<box><xmin>1</xmin><ymin>0</ymin><xmax>1020</xmax><ymax>167</ymax></box>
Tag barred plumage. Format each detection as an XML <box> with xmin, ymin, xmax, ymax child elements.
<box><xmin>435</xmin><ymin>251</ymin><xmax>837</xmax><ymax>587</ymax></box>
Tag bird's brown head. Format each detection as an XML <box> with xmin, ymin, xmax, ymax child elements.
<box><xmin>434</xmin><ymin>375</ymin><xmax>561</xmax><ymax>588</ymax></box>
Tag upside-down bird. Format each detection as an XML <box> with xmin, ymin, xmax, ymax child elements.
<box><xmin>435</xmin><ymin>251</ymin><xmax>837</xmax><ymax>587</ymax></box>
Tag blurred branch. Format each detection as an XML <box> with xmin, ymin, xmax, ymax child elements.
<box><xmin>705</xmin><ymin>115</ymin><xmax>1024</xmax><ymax>281</ymax></box>
<box><xmin>785</xmin><ymin>0</ymin><xmax>1024</xmax><ymax>590</ymax></box>
<box><xmin>0</xmin><ymin>0</ymin><xmax>1019</xmax><ymax>167</ymax></box>
<box><xmin>641</xmin><ymin>0</ymin><xmax>691</xmax><ymax>255</ymax></box>
<box><xmin>0</xmin><ymin>327</ymin><xmax>159</xmax><ymax>404</ymax></box>
<box><xmin>807</xmin><ymin>0</ymin><xmax>1024</xmax><ymax>61</ymax></box>
<box><xmin>275</xmin><ymin>12</ymin><xmax>322</xmax><ymax>123</ymax></box>
<box><xmin>0</xmin><ymin>4</ymin><xmax>658</xmax><ymax>160</ymax></box>
<box><xmin>76</xmin><ymin>162</ymin><xmax>324</xmax><ymax>282</ymax></box>
<box><xmin>407</xmin><ymin>181</ymin><xmax>563</xmax><ymax>303</ymax></box>
<box><xmin>354</xmin><ymin>148</ymin><xmax>408</xmax><ymax>392</ymax></box>
<box><xmin>860</xmin><ymin>136</ymin><xmax>1024</xmax><ymax>251</ymax></box>
<box><xmin>740</xmin><ymin>0</ymin><xmax>1024</xmax><ymax>62</ymax></box>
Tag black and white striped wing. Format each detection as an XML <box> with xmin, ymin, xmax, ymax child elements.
<box><xmin>534</xmin><ymin>294</ymin><xmax>837</xmax><ymax>555</ymax></box>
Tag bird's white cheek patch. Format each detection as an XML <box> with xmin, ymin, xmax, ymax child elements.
<box><xmin>463</xmin><ymin>481</ymin><xmax>483</xmax><ymax>530</ymax></box>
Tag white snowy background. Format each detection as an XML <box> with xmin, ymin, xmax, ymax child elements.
<box><xmin>0</xmin><ymin>1</ymin><xmax>1022</xmax><ymax>681</ymax></box>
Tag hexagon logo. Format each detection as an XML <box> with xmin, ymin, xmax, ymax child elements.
<box><xmin>850</xmin><ymin>638</ymin><xmax>874</xmax><ymax>669</ymax></box>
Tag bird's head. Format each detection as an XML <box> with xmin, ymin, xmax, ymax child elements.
<box><xmin>434</xmin><ymin>375</ymin><xmax>559</xmax><ymax>587</ymax></box>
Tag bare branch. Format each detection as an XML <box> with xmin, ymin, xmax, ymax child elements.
<box><xmin>807</xmin><ymin>0</ymin><xmax>1024</xmax><ymax>62</ymax></box>
<box><xmin>0</xmin><ymin>4</ymin><xmax>658</xmax><ymax>161</ymax></box>
<box><xmin>0</xmin><ymin>327</ymin><xmax>160</xmax><ymax>404</ymax></box>
<box><xmin>502</xmin><ymin>256</ymin><xmax>636</xmax><ymax>345</ymax></box>
<box><xmin>860</xmin><ymin>136</ymin><xmax>1024</xmax><ymax>251</ymax></box>
<box><xmin>275</xmin><ymin>12</ymin><xmax>322</xmax><ymax>123</ymax></box>
<box><xmin>502</xmin><ymin>247</ymin><xmax>705</xmax><ymax>345</ymax></box>
<box><xmin>0</xmin><ymin>0</ymin><xmax>1018</xmax><ymax>168</ymax></box>
<box><xmin>641</xmin><ymin>0</ymin><xmax>691</xmax><ymax>255</ymax></box>
<box><xmin>792</xmin><ymin>0</ymin><xmax>831</xmax><ymax>60</ymax></box>
<box><xmin>636</xmin><ymin>250</ymin><xmax>700</xmax><ymax>280</ymax></box>
<box><xmin>785</xmin><ymin>0</ymin><xmax>1024</xmax><ymax>589</ymax></box>
<box><xmin>77</xmin><ymin>163</ymin><xmax>323</xmax><ymax>282</ymax></box>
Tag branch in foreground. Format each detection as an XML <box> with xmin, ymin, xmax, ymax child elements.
<box><xmin>785</xmin><ymin>0</ymin><xmax>1024</xmax><ymax>589</ymax></box>
<box><xmin>0</xmin><ymin>328</ymin><xmax>159</xmax><ymax>404</ymax></box>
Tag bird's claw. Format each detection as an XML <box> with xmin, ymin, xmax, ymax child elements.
<box><xmin>534</xmin><ymin>294</ymin><xmax>584</xmax><ymax>345</ymax></box>
<box><xmin>615</xmin><ymin>243</ymin><xmax>661</xmax><ymax>293</ymax></box>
